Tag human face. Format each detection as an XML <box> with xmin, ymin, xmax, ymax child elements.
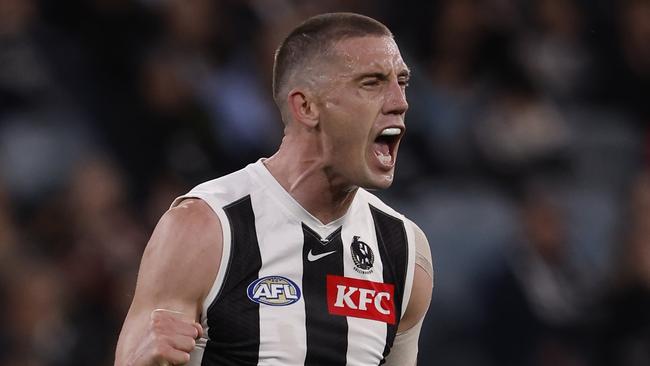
<box><xmin>315</xmin><ymin>36</ymin><xmax>409</xmax><ymax>190</ymax></box>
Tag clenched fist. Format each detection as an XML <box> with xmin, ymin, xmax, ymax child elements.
<box><xmin>128</xmin><ymin>309</ymin><xmax>203</xmax><ymax>366</ymax></box>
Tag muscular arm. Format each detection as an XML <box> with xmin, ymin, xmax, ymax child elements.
<box><xmin>384</xmin><ymin>222</ymin><xmax>433</xmax><ymax>366</ymax></box>
<box><xmin>115</xmin><ymin>199</ymin><xmax>223</xmax><ymax>366</ymax></box>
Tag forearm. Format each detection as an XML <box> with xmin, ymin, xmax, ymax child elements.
<box><xmin>383</xmin><ymin>317</ymin><xmax>424</xmax><ymax>366</ymax></box>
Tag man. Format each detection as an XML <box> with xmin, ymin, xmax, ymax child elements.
<box><xmin>115</xmin><ymin>12</ymin><xmax>433</xmax><ymax>366</ymax></box>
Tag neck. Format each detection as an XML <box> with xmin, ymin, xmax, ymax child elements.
<box><xmin>263</xmin><ymin>132</ymin><xmax>357</xmax><ymax>225</ymax></box>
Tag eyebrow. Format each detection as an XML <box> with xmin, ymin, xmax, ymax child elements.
<box><xmin>356</xmin><ymin>72</ymin><xmax>389</xmax><ymax>81</ymax></box>
<box><xmin>355</xmin><ymin>67</ymin><xmax>411</xmax><ymax>81</ymax></box>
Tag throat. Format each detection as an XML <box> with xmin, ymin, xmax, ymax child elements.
<box><xmin>264</xmin><ymin>155</ymin><xmax>358</xmax><ymax>225</ymax></box>
<box><xmin>298</xmin><ymin>168</ymin><xmax>359</xmax><ymax>224</ymax></box>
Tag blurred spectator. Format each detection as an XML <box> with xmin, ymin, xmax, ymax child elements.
<box><xmin>64</xmin><ymin>157</ymin><xmax>146</xmax><ymax>365</ymax></box>
<box><xmin>0</xmin><ymin>0</ymin><xmax>101</xmax><ymax>204</ymax></box>
<box><xmin>0</xmin><ymin>0</ymin><xmax>99</xmax><ymax>204</ymax></box>
<box><xmin>593</xmin><ymin>171</ymin><xmax>650</xmax><ymax>366</ymax></box>
<box><xmin>479</xmin><ymin>185</ymin><xmax>589</xmax><ymax>366</ymax></box>
<box><xmin>2</xmin><ymin>257</ymin><xmax>72</xmax><ymax>366</ymax></box>
<box><xmin>184</xmin><ymin>6</ymin><xmax>283</xmax><ymax>167</ymax></box>
<box><xmin>473</xmin><ymin>83</ymin><xmax>571</xmax><ymax>184</ymax></box>
<box><xmin>136</xmin><ymin>47</ymin><xmax>218</xmax><ymax>182</ymax></box>
<box><xmin>517</xmin><ymin>0</ymin><xmax>593</xmax><ymax>102</ymax></box>
<box><xmin>406</xmin><ymin>0</ymin><xmax>488</xmax><ymax>174</ymax></box>
<box><xmin>595</xmin><ymin>0</ymin><xmax>650</xmax><ymax>122</ymax></box>
<box><xmin>617</xmin><ymin>0</ymin><xmax>650</xmax><ymax>119</ymax></box>
<box><xmin>0</xmin><ymin>181</ymin><xmax>19</xmax><ymax>260</ymax></box>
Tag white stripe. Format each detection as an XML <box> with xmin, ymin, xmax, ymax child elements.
<box><xmin>202</xmin><ymin>204</ymin><xmax>232</xmax><ymax>319</ymax></box>
<box><xmin>401</xmin><ymin>219</ymin><xmax>416</xmax><ymax>319</ymax></box>
<box><xmin>343</xmin><ymin>202</ymin><xmax>388</xmax><ymax>366</ymax></box>
<box><xmin>252</xmin><ymin>191</ymin><xmax>307</xmax><ymax>366</ymax></box>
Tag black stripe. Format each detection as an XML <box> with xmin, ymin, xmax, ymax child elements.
<box><xmin>369</xmin><ymin>205</ymin><xmax>408</xmax><ymax>364</ymax></box>
<box><xmin>302</xmin><ymin>224</ymin><xmax>348</xmax><ymax>366</ymax></box>
<box><xmin>202</xmin><ymin>195</ymin><xmax>262</xmax><ymax>366</ymax></box>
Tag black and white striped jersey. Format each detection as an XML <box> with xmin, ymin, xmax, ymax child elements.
<box><xmin>172</xmin><ymin>160</ymin><xmax>416</xmax><ymax>366</ymax></box>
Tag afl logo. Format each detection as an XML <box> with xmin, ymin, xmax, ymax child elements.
<box><xmin>247</xmin><ymin>276</ymin><xmax>301</xmax><ymax>306</ymax></box>
<box><xmin>351</xmin><ymin>236</ymin><xmax>374</xmax><ymax>274</ymax></box>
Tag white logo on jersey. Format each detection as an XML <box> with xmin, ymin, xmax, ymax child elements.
<box><xmin>247</xmin><ymin>276</ymin><xmax>301</xmax><ymax>306</ymax></box>
<box><xmin>326</xmin><ymin>275</ymin><xmax>396</xmax><ymax>324</ymax></box>
<box><xmin>307</xmin><ymin>249</ymin><xmax>337</xmax><ymax>262</ymax></box>
<box><xmin>351</xmin><ymin>236</ymin><xmax>374</xmax><ymax>274</ymax></box>
<box><xmin>333</xmin><ymin>285</ymin><xmax>391</xmax><ymax>314</ymax></box>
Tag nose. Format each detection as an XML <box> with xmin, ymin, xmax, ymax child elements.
<box><xmin>382</xmin><ymin>77</ymin><xmax>408</xmax><ymax>116</ymax></box>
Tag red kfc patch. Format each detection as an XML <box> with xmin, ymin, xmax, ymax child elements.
<box><xmin>326</xmin><ymin>275</ymin><xmax>395</xmax><ymax>324</ymax></box>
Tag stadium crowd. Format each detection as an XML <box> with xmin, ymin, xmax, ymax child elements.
<box><xmin>0</xmin><ymin>0</ymin><xmax>648</xmax><ymax>365</ymax></box>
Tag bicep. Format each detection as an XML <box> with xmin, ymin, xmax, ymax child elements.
<box><xmin>115</xmin><ymin>200</ymin><xmax>222</xmax><ymax>361</ymax></box>
<box><xmin>398</xmin><ymin>221</ymin><xmax>433</xmax><ymax>332</ymax></box>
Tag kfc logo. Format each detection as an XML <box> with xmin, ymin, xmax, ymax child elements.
<box><xmin>326</xmin><ymin>275</ymin><xmax>395</xmax><ymax>324</ymax></box>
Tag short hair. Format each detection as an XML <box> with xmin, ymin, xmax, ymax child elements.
<box><xmin>272</xmin><ymin>13</ymin><xmax>393</xmax><ymax>110</ymax></box>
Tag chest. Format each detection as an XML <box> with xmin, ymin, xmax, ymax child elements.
<box><xmin>203</xmin><ymin>196</ymin><xmax>408</xmax><ymax>365</ymax></box>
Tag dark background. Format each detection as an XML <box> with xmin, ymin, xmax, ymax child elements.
<box><xmin>1</xmin><ymin>0</ymin><xmax>649</xmax><ymax>365</ymax></box>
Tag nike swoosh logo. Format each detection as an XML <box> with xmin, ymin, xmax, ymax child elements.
<box><xmin>307</xmin><ymin>249</ymin><xmax>337</xmax><ymax>262</ymax></box>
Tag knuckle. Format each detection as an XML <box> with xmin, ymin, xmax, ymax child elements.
<box><xmin>181</xmin><ymin>337</ymin><xmax>196</xmax><ymax>352</ymax></box>
<box><xmin>177</xmin><ymin>336</ymin><xmax>194</xmax><ymax>352</ymax></box>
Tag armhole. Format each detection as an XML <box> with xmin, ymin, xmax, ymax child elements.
<box><xmin>171</xmin><ymin>194</ymin><xmax>233</xmax><ymax>327</ymax></box>
<box><xmin>400</xmin><ymin>218</ymin><xmax>417</xmax><ymax>320</ymax></box>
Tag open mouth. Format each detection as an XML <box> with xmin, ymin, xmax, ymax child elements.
<box><xmin>373</xmin><ymin>127</ymin><xmax>402</xmax><ymax>168</ymax></box>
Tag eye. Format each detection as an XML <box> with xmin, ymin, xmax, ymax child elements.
<box><xmin>361</xmin><ymin>78</ymin><xmax>381</xmax><ymax>88</ymax></box>
<box><xmin>398</xmin><ymin>77</ymin><xmax>410</xmax><ymax>88</ymax></box>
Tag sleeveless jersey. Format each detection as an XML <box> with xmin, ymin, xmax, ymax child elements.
<box><xmin>171</xmin><ymin>160</ymin><xmax>416</xmax><ymax>366</ymax></box>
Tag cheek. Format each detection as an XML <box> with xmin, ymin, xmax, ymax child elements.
<box><xmin>320</xmin><ymin>93</ymin><xmax>376</xmax><ymax>156</ymax></box>
<box><xmin>323</xmin><ymin>94</ymin><xmax>342</xmax><ymax>110</ymax></box>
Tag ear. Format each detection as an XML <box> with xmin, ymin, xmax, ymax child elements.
<box><xmin>287</xmin><ymin>88</ymin><xmax>319</xmax><ymax>128</ymax></box>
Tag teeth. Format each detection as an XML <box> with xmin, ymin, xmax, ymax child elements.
<box><xmin>380</xmin><ymin>128</ymin><xmax>401</xmax><ymax>137</ymax></box>
<box><xmin>377</xmin><ymin>154</ymin><xmax>392</xmax><ymax>165</ymax></box>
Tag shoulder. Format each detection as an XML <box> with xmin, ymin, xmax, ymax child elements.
<box><xmin>155</xmin><ymin>198</ymin><xmax>222</xmax><ymax>249</ymax></box>
<box><xmin>404</xmin><ymin>217</ymin><xmax>433</xmax><ymax>282</ymax></box>
<box><xmin>171</xmin><ymin>163</ymin><xmax>260</xmax><ymax>210</ymax></box>
<box><xmin>398</xmin><ymin>218</ymin><xmax>434</xmax><ymax>332</ymax></box>
<box><xmin>403</xmin><ymin>218</ymin><xmax>429</xmax><ymax>249</ymax></box>
<box><xmin>141</xmin><ymin>198</ymin><xmax>223</xmax><ymax>303</ymax></box>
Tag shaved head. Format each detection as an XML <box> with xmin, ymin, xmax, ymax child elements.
<box><xmin>272</xmin><ymin>13</ymin><xmax>393</xmax><ymax>123</ymax></box>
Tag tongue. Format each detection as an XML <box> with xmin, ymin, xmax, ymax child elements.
<box><xmin>374</xmin><ymin>140</ymin><xmax>390</xmax><ymax>156</ymax></box>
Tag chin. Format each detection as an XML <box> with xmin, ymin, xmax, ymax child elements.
<box><xmin>377</xmin><ymin>176</ymin><xmax>395</xmax><ymax>189</ymax></box>
<box><xmin>361</xmin><ymin>172</ymin><xmax>395</xmax><ymax>191</ymax></box>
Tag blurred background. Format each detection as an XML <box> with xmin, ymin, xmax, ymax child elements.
<box><xmin>0</xmin><ymin>0</ymin><xmax>649</xmax><ymax>365</ymax></box>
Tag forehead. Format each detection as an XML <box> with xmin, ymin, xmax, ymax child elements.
<box><xmin>328</xmin><ymin>36</ymin><xmax>407</xmax><ymax>74</ymax></box>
